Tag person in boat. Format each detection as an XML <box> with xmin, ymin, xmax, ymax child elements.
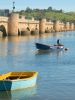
<box><xmin>54</xmin><ymin>39</ymin><xmax>64</xmax><ymax>46</ymax></box>
<box><xmin>57</xmin><ymin>39</ymin><xmax>61</xmax><ymax>45</ymax></box>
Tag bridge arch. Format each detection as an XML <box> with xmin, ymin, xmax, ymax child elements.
<box><xmin>26</xmin><ymin>27</ymin><xmax>30</xmax><ymax>31</ymax></box>
<box><xmin>31</xmin><ymin>28</ymin><xmax>39</xmax><ymax>35</ymax></box>
<box><xmin>0</xmin><ymin>25</ymin><xmax>7</xmax><ymax>36</ymax></box>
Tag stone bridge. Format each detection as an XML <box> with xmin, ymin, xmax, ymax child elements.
<box><xmin>0</xmin><ymin>12</ymin><xmax>75</xmax><ymax>37</ymax></box>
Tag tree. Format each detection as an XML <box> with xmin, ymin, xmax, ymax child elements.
<box><xmin>25</xmin><ymin>7</ymin><xmax>32</xmax><ymax>13</ymax></box>
<box><xmin>59</xmin><ymin>9</ymin><xmax>63</xmax><ymax>13</ymax></box>
<box><xmin>47</xmin><ymin>7</ymin><xmax>52</xmax><ymax>11</ymax></box>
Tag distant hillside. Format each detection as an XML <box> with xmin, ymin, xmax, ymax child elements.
<box><xmin>18</xmin><ymin>7</ymin><xmax>75</xmax><ymax>22</ymax></box>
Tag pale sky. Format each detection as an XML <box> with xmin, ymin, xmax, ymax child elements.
<box><xmin>0</xmin><ymin>0</ymin><xmax>75</xmax><ymax>12</ymax></box>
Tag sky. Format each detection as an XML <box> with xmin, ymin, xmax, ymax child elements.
<box><xmin>0</xmin><ymin>0</ymin><xmax>75</xmax><ymax>12</ymax></box>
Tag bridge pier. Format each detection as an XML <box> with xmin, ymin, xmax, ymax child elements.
<box><xmin>53</xmin><ymin>20</ymin><xmax>61</xmax><ymax>32</ymax></box>
<box><xmin>65</xmin><ymin>22</ymin><xmax>70</xmax><ymax>31</ymax></box>
<box><xmin>8</xmin><ymin>13</ymin><xmax>19</xmax><ymax>36</ymax></box>
<box><xmin>39</xmin><ymin>19</ymin><xmax>46</xmax><ymax>34</ymax></box>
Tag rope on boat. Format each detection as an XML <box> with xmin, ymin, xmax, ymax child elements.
<box><xmin>18</xmin><ymin>72</ymin><xmax>24</xmax><ymax>79</ymax></box>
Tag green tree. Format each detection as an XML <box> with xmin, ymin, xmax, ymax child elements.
<box><xmin>25</xmin><ymin>7</ymin><xmax>32</xmax><ymax>13</ymax></box>
<box><xmin>47</xmin><ymin>7</ymin><xmax>52</xmax><ymax>11</ymax></box>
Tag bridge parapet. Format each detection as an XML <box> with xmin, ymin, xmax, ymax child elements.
<box><xmin>46</xmin><ymin>21</ymin><xmax>53</xmax><ymax>25</ymax></box>
<box><xmin>0</xmin><ymin>16</ymin><xmax>8</xmax><ymax>22</ymax></box>
<box><xmin>19</xmin><ymin>18</ymin><xmax>39</xmax><ymax>24</ymax></box>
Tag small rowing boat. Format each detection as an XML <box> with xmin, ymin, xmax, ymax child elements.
<box><xmin>0</xmin><ymin>71</ymin><xmax>38</xmax><ymax>91</ymax></box>
<box><xmin>35</xmin><ymin>43</ymin><xmax>64</xmax><ymax>51</ymax></box>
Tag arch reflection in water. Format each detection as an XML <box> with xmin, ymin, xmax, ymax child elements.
<box><xmin>0</xmin><ymin>86</ymin><xmax>37</xmax><ymax>100</ymax></box>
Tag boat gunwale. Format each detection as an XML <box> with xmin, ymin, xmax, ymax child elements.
<box><xmin>0</xmin><ymin>72</ymin><xmax>38</xmax><ymax>81</ymax></box>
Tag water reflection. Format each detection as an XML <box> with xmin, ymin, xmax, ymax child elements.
<box><xmin>0</xmin><ymin>37</ymin><xmax>8</xmax><ymax>56</ymax></box>
<box><xmin>35</xmin><ymin>50</ymin><xmax>51</xmax><ymax>55</ymax></box>
<box><xmin>62</xmin><ymin>31</ymin><xmax>75</xmax><ymax>37</ymax></box>
<box><xmin>39</xmin><ymin>33</ymin><xmax>62</xmax><ymax>38</ymax></box>
<box><xmin>35</xmin><ymin>49</ymin><xmax>63</xmax><ymax>57</ymax></box>
<box><xmin>0</xmin><ymin>86</ymin><xmax>37</xmax><ymax>100</ymax></box>
<box><xmin>0</xmin><ymin>36</ymin><xmax>31</xmax><ymax>57</ymax></box>
<box><xmin>0</xmin><ymin>33</ymin><xmax>63</xmax><ymax>56</ymax></box>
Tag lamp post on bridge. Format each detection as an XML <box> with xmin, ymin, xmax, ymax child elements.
<box><xmin>12</xmin><ymin>1</ymin><xmax>15</xmax><ymax>12</ymax></box>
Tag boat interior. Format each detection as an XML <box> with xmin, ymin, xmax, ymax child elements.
<box><xmin>0</xmin><ymin>72</ymin><xmax>37</xmax><ymax>80</ymax></box>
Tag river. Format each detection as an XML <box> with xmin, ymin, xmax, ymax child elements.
<box><xmin>0</xmin><ymin>31</ymin><xmax>75</xmax><ymax>100</ymax></box>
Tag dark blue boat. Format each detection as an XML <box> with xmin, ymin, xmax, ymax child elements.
<box><xmin>35</xmin><ymin>43</ymin><xmax>50</xmax><ymax>50</ymax></box>
<box><xmin>35</xmin><ymin>43</ymin><xmax>64</xmax><ymax>51</ymax></box>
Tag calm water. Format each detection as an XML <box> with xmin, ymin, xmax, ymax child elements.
<box><xmin>0</xmin><ymin>31</ymin><xmax>75</xmax><ymax>100</ymax></box>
